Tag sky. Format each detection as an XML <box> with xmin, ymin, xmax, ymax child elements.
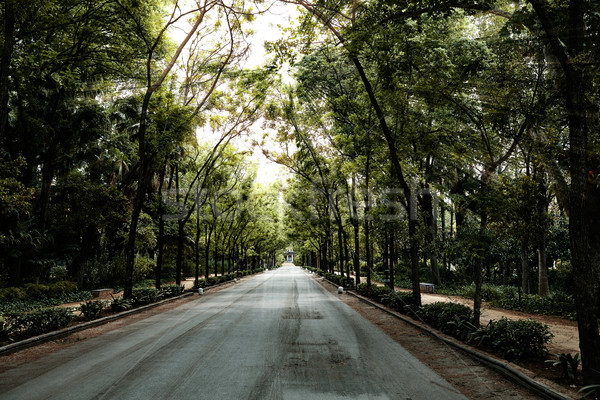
<box><xmin>171</xmin><ymin>1</ymin><xmax>301</xmax><ymax>186</ymax></box>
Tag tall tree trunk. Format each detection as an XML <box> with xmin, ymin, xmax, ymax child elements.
<box><xmin>389</xmin><ymin>225</ymin><xmax>395</xmax><ymax>290</ymax></box>
<box><xmin>423</xmin><ymin>189</ymin><xmax>441</xmax><ymax>285</ymax></box>
<box><xmin>473</xmin><ymin>172</ymin><xmax>491</xmax><ymax>327</ymax></box>
<box><xmin>537</xmin><ymin>241</ymin><xmax>550</xmax><ymax>297</ymax></box>
<box><xmin>529</xmin><ymin>0</ymin><xmax>600</xmax><ymax>384</ymax></box>
<box><xmin>521</xmin><ymin>238</ymin><xmax>530</xmax><ymax>295</ymax></box>
<box><xmin>155</xmin><ymin>161</ymin><xmax>170</xmax><ymax>289</ymax></box>
<box><xmin>0</xmin><ymin>2</ymin><xmax>15</xmax><ymax>145</ymax></box>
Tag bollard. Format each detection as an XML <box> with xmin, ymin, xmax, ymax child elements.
<box><xmin>338</xmin><ymin>286</ymin><xmax>344</xmax><ymax>294</ymax></box>
<box><xmin>198</xmin><ymin>288</ymin><xmax>204</xmax><ymax>295</ymax></box>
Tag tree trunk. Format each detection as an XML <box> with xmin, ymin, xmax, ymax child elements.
<box><xmin>0</xmin><ymin>2</ymin><xmax>15</xmax><ymax>145</ymax></box>
<box><xmin>529</xmin><ymin>0</ymin><xmax>600</xmax><ymax>384</ymax></box>
<box><xmin>537</xmin><ymin>242</ymin><xmax>550</xmax><ymax>297</ymax></box>
<box><xmin>521</xmin><ymin>238</ymin><xmax>530</xmax><ymax>294</ymax></box>
<box><xmin>351</xmin><ymin>175</ymin><xmax>361</xmax><ymax>284</ymax></box>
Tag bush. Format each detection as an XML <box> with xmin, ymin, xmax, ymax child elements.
<box><xmin>0</xmin><ymin>315</ymin><xmax>11</xmax><ymax>343</ymax></box>
<box><xmin>490</xmin><ymin>292</ymin><xmax>576</xmax><ymax>320</ymax></box>
<box><xmin>79</xmin><ymin>300</ymin><xmax>105</xmax><ymax>320</ymax></box>
<box><xmin>48</xmin><ymin>281</ymin><xmax>77</xmax><ymax>298</ymax></box>
<box><xmin>160</xmin><ymin>284</ymin><xmax>184</xmax><ymax>298</ymax></box>
<box><xmin>356</xmin><ymin>283</ymin><xmax>392</xmax><ymax>304</ymax></box>
<box><xmin>381</xmin><ymin>291</ymin><xmax>416</xmax><ymax>314</ymax></box>
<box><xmin>23</xmin><ymin>283</ymin><xmax>51</xmax><ymax>299</ymax></box>
<box><xmin>206</xmin><ymin>277</ymin><xmax>218</xmax><ymax>286</ymax></box>
<box><xmin>0</xmin><ymin>287</ymin><xmax>26</xmax><ymax>302</ymax></box>
<box><xmin>323</xmin><ymin>272</ymin><xmax>355</xmax><ymax>288</ymax></box>
<box><xmin>483</xmin><ymin>318</ymin><xmax>553</xmax><ymax>360</ymax></box>
<box><xmin>418</xmin><ymin>302</ymin><xmax>474</xmax><ymax>336</ymax></box>
<box><xmin>110</xmin><ymin>298</ymin><xmax>133</xmax><ymax>312</ymax></box>
<box><xmin>7</xmin><ymin>307</ymin><xmax>74</xmax><ymax>340</ymax></box>
<box><xmin>131</xmin><ymin>288</ymin><xmax>162</xmax><ymax>306</ymax></box>
<box><xmin>194</xmin><ymin>279</ymin><xmax>207</xmax><ymax>289</ymax></box>
<box><xmin>461</xmin><ymin>283</ymin><xmax>517</xmax><ymax>302</ymax></box>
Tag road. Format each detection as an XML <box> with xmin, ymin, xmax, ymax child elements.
<box><xmin>0</xmin><ymin>266</ymin><xmax>467</xmax><ymax>400</ymax></box>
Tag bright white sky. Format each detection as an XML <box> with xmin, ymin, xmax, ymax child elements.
<box><xmin>170</xmin><ymin>1</ymin><xmax>301</xmax><ymax>185</ymax></box>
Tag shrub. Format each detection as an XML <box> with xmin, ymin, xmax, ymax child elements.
<box><xmin>131</xmin><ymin>288</ymin><xmax>162</xmax><ymax>306</ymax></box>
<box><xmin>206</xmin><ymin>277</ymin><xmax>218</xmax><ymax>286</ymax></box>
<box><xmin>0</xmin><ymin>315</ymin><xmax>11</xmax><ymax>343</ymax></box>
<box><xmin>381</xmin><ymin>291</ymin><xmax>416</xmax><ymax>314</ymax></box>
<box><xmin>490</xmin><ymin>292</ymin><xmax>576</xmax><ymax>320</ymax></box>
<box><xmin>418</xmin><ymin>302</ymin><xmax>474</xmax><ymax>336</ymax></box>
<box><xmin>79</xmin><ymin>300</ymin><xmax>105</xmax><ymax>320</ymax></box>
<box><xmin>7</xmin><ymin>307</ymin><xmax>74</xmax><ymax>340</ymax></box>
<box><xmin>160</xmin><ymin>284</ymin><xmax>184</xmax><ymax>298</ymax></box>
<box><xmin>545</xmin><ymin>353</ymin><xmax>581</xmax><ymax>382</ymax></box>
<box><xmin>48</xmin><ymin>281</ymin><xmax>77</xmax><ymax>298</ymax></box>
<box><xmin>483</xmin><ymin>318</ymin><xmax>553</xmax><ymax>360</ymax></box>
<box><xmin>356</xmin><ymin>283</ymin><xmax>392</xmax><ymax>303</ymax></box>
<box><xmin>194</xmin><ymin>279</ymin><xmax>207</xmax><ymax>289</ymax></box>
<box><xmin>461</xmin><ymin>283</ymin><xmax>517</xmax><ymax>302</ymax></box>
<box><xmin>23</xmin><ymin>283</ymin><xmax>51</xmax><ymax>299</ymax></box>
<box><xmin>110</xmin><ymin>298</ymin><xmax>133</xmax><ymax>312</ymax></box>
<box><xmin>0</xmin><ymin>287</ymin><xmax>26</xmax><ymax>302</ymax></box>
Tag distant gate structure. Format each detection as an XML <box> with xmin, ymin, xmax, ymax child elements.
<box><xmin>283</xmin><ymin>248</ymin><xmax>296</xmax><ymax>263</ymax></box>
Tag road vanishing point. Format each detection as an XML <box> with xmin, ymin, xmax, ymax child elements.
<box><xmin>0</xmin><ymin>266</ymin><xmax>468</xmax><ymax>400</ymax></box>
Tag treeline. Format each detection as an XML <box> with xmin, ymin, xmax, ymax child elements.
<box><xmin>0</xmin><ymin>1</ymin><xmax>286</xmax><ymax>295</ymax></box>
<box><xmin>264</xmin><ymin>0</ymin><xmax>600</xmax><ymax>385</ymax></box>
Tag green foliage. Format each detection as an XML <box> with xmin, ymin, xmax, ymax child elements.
<box><xmin>79</xmin><ymin>300</ymin><xmax>105</xmax><ymax>321</ymax></box>
<box><xmin>418</xmin><ymin>302</ymin><xmax>474</xmax><ymax>336</ymax></box>
<box><xmin>23</xmin><ymin>283</ymin><xmax>51</xmax><ymax>299</ymax></box>
<box><xmin>579</xmin><ymin>384</ymin><xmax>600</xmax><ymax>399</ymax></box>
<box><xmin>48</xmin><ymin>281</ymin><xmax>78</xmax><ymax>297</ymax></box>
<box><xmin>0</xmin><ymin>315</ymin><xmax>12</xmax><ymax>343</ymax></box>
<box><xmin>160</xmin><ymin>284</ymin><xmax>184</xmax><ymax>298</ymax></box>
<box><xmin>461</xmin><ymin>283</ymin><xmax>518</xmax><ymax>302</ymax></box>
<box><xmin>131</xmin><ymin>288</ymin><xmax>163</xmax><ymax>306</ymax></box>
<box><xmin>545</xmin><ymin>353</ymin><xmax>580</xmax><ymax>382</ymax></box>
<box><xmin>110</xmin><ymin>297</ymin><xmax>133</xmax><ymax>312</ymax></box>
<box><xmin>4</xmin><ymin>307</ymin><xmax>74</xmax><ymax>341</ymax></box>
<box><xmin>381</xmin><ymin>291</ymin><xmax>417</xmax><ymax>314</ymax></box>
<box><xmin>323</xmin><ymin>272</ymin><xmax>355</xmax><ymax>288</ymax></box>
<box><xmin>356</xmin><ymin>283</ymin><xmax>392</xmax><ymax>304</ymax></box>
<box><xmin>0</xmin><ymin>287</ymin><xmax>27</xmax><ymax>302</ymax></box>
<box><xmin>490</xmin><ymin>292</ymin><xmax>576</xmax><ymax>320</ymax></box>
<box><xmin>483</xmin><ymin>318</ymin><xmax>553</xmax><ymax>361</ymax></box>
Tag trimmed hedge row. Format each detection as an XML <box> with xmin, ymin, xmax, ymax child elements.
<box><xmin>1</xmin><ymin>269</ymin><xmax>274</xmax><ymax>345</ymax></box>
<box><xmin>323</xmin><ymin>272</ymin><xmax>355</xmax><ymax>289</ymax></box>
<box><xmin>355</xmin><ymin>284</ymin><xmax>553</xmax><ymax>361</ymax></box>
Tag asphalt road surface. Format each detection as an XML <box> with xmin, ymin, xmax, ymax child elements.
<box><xmin>0</xmin><ymin>266</ymin><xmax>468</xmax><ymax>400</ymax></box>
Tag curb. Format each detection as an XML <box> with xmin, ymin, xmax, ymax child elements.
<box><xmin>0</xmin><ymin>292</ymin><xmax>194</xmax><ymax>357</ymax></box>
<box><xmin>319</xmin><ymin>277</ymin><xmax>573</xmax><ymax>400</ymax></box>
<box><xmin>0</xmin><ymin>275</ymin><xmax>250</xmax><ymax>357</ymax></box>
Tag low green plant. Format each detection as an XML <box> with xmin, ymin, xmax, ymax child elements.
<box><xmin>110</xmin><ymin>297</ymin><xmax>133</xmax><ymax>312</ymax></box>
<box><xmin>579</xmin><ymin>384</ymin><xmax>600</xmax><ymax>399</ymax></box>
<box><xmin>6</xmin><ymin>307</ymin><xmax>74</xmax><ymax>340</ymax></box>
<box><xmin>490</xmin><ymin>292</ymin><xmax>576</xmax><ymax>320</ymax></box>
<box><xmin>160</xmin><ymin>284</ymin><xmax>184</xmax><ymax>298</ymax></box>
<box><xmin>131</xmin><ymin>287</ymin><xmax>163</xmax><ymax>306</ymax></box>
<box><xmin>483</xmin><ymin>318</ymin><xmax>553</xmax><ymax>360</ymax></box>
<box><xmin>461</xmin><ymin>283</ymin><xmax>517</xmax><ymax>302</ymax></box>
<box><xmin>381</xmin><ymin>291</ymin><xmax>416</xmax><ymax>314</ymax></box>
<box><xmin>48</xmin><ymin>281</ymin><xmax>78</xmax><ymax>297</ymax></box>
<box><xmin>79</xmin><ymin>300</ymin><xmax>105</xmax><ymax>320</ymax></box>
<box><xmin>23</xmin><ymin>283</ymin><xmax>51</xmax><ymax>299</ymax></box>
<box><xmin>0</xmin><ymin>315</ymin><xmax>12</xmax><ymax>343</ymax></box>
<box><xmin>0</xmin><ymin>286</ymin><xmax>27</xmax><ymax>302</ymax></box>
<box><xmin>545</xmin><ymin>352</ymin><xmax>581</xmax><ymax>382</ymax></box>
<box><xmin>418</xmin><ymin>302</ymin><xmax>474</xmax><ymax>336</ymax></box>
